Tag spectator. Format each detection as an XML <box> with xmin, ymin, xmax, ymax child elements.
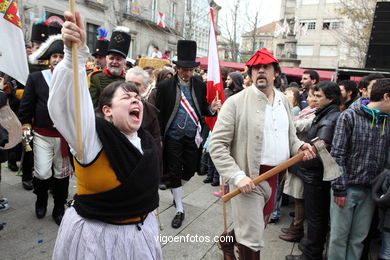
<box><xmin>224</xmin><ymin>72</ymin><xmax>244</xmax><ymax>99</ymax></box>
<box><xmin>280</xmin><ymin>86</ymin><xmax>317</xmax><ymax>243</ymax></box>
<box><xmin>300</xmin><ymin>70</ymin><xmax>319</xmax><ymax>109</ymax></box>
<box><xmin>162</xmin><ymin>50</ymin><xmax>171</xmax><ymax>60</ymax></box>
<box><xmin>338</xmin><ymin>80</ymin><xmax>358</xmax><ymax>111</ymax></box>
<box><xmin>147</xmin><ymin>69</ymin><xmax>173</xmax><ymax>106</ymax></box>
<box><xmin>243</xmin><ymin>72</ymin><xmax>252</xmax><ymax>88</ymax></box>
<box><xmin>285</xmin><ymin>87</ymin><xmax>301</xmax><ymax>116</ymax></box>
<box><xmin>287</xmin><ymin>81</ymin><xmax>341</xmax><ymax>260</ymax></box>
<box><xmin>150</xmin><ymin>46</ymin><xmax>162</xmax><ymax>59</ymax></box>
<box><xmin>358</xmin><ymin>73</ymin><xmax>385</xmax><ymax>98</ymax></box>
<box><xmin>328</xmin><ymin>78</ymin><xmax>390</xmax><ymax>260</ymax></box>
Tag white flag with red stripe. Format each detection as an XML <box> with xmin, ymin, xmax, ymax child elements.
<box><xmin>157</xmin><ymin>12</ymin><xmax>165</xmax><ymax>28</ymax></box>
<box><xmin>0</xmin><ymin>0</ymin><xmax>29</xmax><ymax>85</ymax></box>
<box><xmin>205</xmin><ymin>7</ymin><xmax>225</xmax><ymax>131</ymax></box>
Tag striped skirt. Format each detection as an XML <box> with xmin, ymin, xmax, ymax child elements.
<box><xmin>52</xmin><ymin>207</ymin><xmax>162</xmax><ymax>260</ymax></box>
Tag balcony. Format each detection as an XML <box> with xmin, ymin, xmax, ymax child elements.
<box><xmin>84</xmin><ymin>0</ymin><xmax>108</xmax><ymax>10</ymax></box>
<box><xmin>123</xmin><ymin>3</ymin><xmax>182</xmax><ymax>35</ymax></box>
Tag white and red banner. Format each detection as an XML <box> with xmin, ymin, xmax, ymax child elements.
<box><xmin>205</xmin><ymin>7</ymin><xmax>225</xmax><ymax>131</ymax></box>
<box><xmin>157</xmin><ymin>12</ymin><xmax>165</xmax><ymax>28</ymax></box>
<box><xmin>0</xmin><ymin>0</ymin><xmax>29</xmax><ymax>85</ymax></box>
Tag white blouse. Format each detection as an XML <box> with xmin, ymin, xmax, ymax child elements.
<box><xmin>48</xmin><ymin>45</ymin><xmax>142</xmax><ymax>165</ymax></box>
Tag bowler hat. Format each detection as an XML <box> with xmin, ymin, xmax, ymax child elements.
<box><xmin>173</xmin><ymin>40</ymin><xmax>200</xmax><ymax>68</ymax></box>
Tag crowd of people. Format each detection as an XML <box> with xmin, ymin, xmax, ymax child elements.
<box><xmin>0</xmin><ymin>9</ymin><xmax>389</xmax><ymax>260</ymax></box>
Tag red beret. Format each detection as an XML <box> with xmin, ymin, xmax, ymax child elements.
<box><xmin>245</xmin><ymin>48</ymin><xmax>279</xmax><ymax>66</ymax></box>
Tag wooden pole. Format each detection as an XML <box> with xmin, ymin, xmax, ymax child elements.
<box><xmin>221</xmin><ymin>152</ymin><xmax>309</xmax><ymax>203</ymax></box>
<box><xmin>69</xmin><ymin>0</ymin><xmax>83</xmax><ymax>161</ymax></box>
<box><xmin>221</xmin><ymin>177</ymin><xmax>228</xmax><ymax>233</ymax></box>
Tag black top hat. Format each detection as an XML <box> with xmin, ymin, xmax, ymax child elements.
<box><xmin>29</xmin><ymin>35</ymin><xmax>64</xmax><ymax>62</ymax></box>
<box><xmin>92</xmin><ymin>40</ymin><xmax>109</xmax><ymax>57</ymax></box>
<box><xmin>173</xmin><ymin>40</ymin><xmax>200</xmax><ymax>68</ymax></box>
<box><xmin>48</xmin><ymin>22</ymin><xmax>62</xmax><ymax>36</ymax></box>
<box><xmin>107</xmin><ymin>26</ymin><xmax>131</xmax><ymax>58</ymax></box>
<box><xmin>31</xmin><ymin>23</ymin><xmax>49</xmax><ymax>43</ymax></box>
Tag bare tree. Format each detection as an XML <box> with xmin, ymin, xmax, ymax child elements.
<box><xmin>248</xmin><ymin>9</ymin><xmax>261</xmax><ymax>54</ymax></box>
<box><xmin>222</xmin><ymin>0</ymin><xmax>242</xmax><ymax>62</ymax></box>
<box><xmin>335</xmin><ymin>0</ymin><xmax>378</xmax><ymax>67</ymax></box>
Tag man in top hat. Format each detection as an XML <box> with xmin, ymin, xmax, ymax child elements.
<box><xmin>19</xmin><ymin>35</ymin><xmax>73</xmax><ymax>225</ymax></box>
<box><xmin>155</xmin><ymin>40</ymin><xmax>221</xmax><ymax>229</ymax></box>
<box><xmin>89</xmin><ymin>26</ymin><xmax>130</xmax><ymax>108</ymax></box>
<box><xmin>209</xmin><ymin>48</ymin><xmax>315</xmax><ymax>258</ymax></box>
<box><xmin>88</xmin><ymin>27</ymin><xmax>109</xmax><ymax>74</ymax></box>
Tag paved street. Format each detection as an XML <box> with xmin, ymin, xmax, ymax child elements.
<box><xmin>0</xmin><ymin>162</ymin><xmax>302</xmax><ymax>259</ymax></box>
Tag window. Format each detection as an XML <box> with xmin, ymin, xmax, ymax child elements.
<box><xmin>331</xmin><ymin>21</ymin><xmax>341</xmax><ymax>29</ymax></box>
<box><xmin>125</xmin><ymin>0</ymin><xmax>133</xmax><ymax>14</ymax></box>
<box><xmin>300</xmin><ymin>20</ymin><xmax>316</xmax><ymax>31</ymax></box>
<box><xmin>307</xmin><ymin>22</ymin><xmax>316</xmax><ymax>30</ymax></box>
<box><xmin>297</xmin><ymin>45</ymin><xmax>314</xmax><ymax>56</ymax></box>
<box><xmin>302</xmin><ymin>0</ymin><xmax>319</xmax><ymax>5</ymax></box>
<box><xmin>128</xmin><ymin>37</ymin><xmax>135</xmax><ymax>58</ymax></box>
<box><xmin>258</xmin><ymin>41</ymin><xmax>264</xmax><ymax>49</ymax></box>
<box><xmin>323</xmin><ymin>20</ymin><xmax>341</xmax><ymax>30</ymax></box>
<box><xmin>320</xmin><ymin>45</ymin><xmax>337</xmax><ymax>56</ymax></box>
<box><xmin>152</xmin><ymin>0</ymin><xmax>157</xmax><ymax>21</ymax></box>
<box><xmin>170</xmin><ymin>2</ymin><xmax>177</xmax><ymax>27</ymax></box>
<box><xmin>86</xmin><ymin>23</ymin><xmax>99</xmax><ymax>52</ymax></box>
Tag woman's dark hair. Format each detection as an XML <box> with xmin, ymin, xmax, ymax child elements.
<box><xmin>156</xmin><ymin>69</ymin><xmax>173</xmax><ymax>85</ymax></box>
<box><xmin>370</xmin><ymin>78</ymin><xmax>390</xmax><ymax>102</ymax></box>
<box><xmin>313</xmin><ymin>81</ymin><xmax>341</xmax><ymax>105</ymax></box>
<box><xmin>96</xmin><ymin>81</ymin><xmax>139</xmax><ymax>118</ymax></box>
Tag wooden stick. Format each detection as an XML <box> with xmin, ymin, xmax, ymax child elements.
<box><xmin>69</xmin><ymin>0</ymin><xmax>83</xmax><ymax>161</ymax></box>
<box><xmin>221</xmin><ymin>177</ymin><xmax>227</xmax><ymax>233</ymax></box>
<box><xmin>221</xmin><ymin>152</ymin><xmax>308</xmax><ymax>203</ymax></box>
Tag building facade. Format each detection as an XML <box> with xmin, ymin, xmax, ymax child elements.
<box><xmin>240</xmin><ymin>21</ymin><xmax>280</xmax><ymax>59</ymax></box>
<box><xmin>241</xmin><ymin>0</ymin><xmax>373</xmax><ymax>69</ymax></box>
<box><xmin>183</xmin><ymin>0</ymin><xmax>212</xmax><ymax>57</ymax></box>
<box><xmin>20</xmin><ymin>0</ymin><xmax>186</xmax><ymax>59</ymax></box>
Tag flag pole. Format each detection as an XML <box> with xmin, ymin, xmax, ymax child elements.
<box><xmin>69</xmin><ymin>0</ymin><xmax>83</xmax><ymax>161</ymax></box>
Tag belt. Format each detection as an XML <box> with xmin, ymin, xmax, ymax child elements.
<box><xmin>110</xmin><ymin>215</ymin><xmax>148</xmax><ymax>225</ymax></box>
<box><xmin>67</xmin><ymin>200</ymin><xmax>148</xmax><ymax>225</ymax></box>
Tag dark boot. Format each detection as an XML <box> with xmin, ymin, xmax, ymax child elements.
<box><xmin>281</xmin><ymin>220</ymin><xmax>294</xmax><ymax>234</ymax></box>
<box><xmin>238</xmin><ymin>243</ymin><xmax>260</xmax><ymax>260</ymax></box>
<box><xmin>52</xmin><ymin>177</ymin><xmax>69</xmax><ymax>225</ymax></box>
<box><xmin>285</xmin><ymin>254</ymin><xmax>306</xmax><ymax>260</ymax></box>
<box><xmin>279</xmin><ymin>223</ymin><xmax>304</xmax><ymax>242</ymax></box>
<box><xmin>33</xmin><ymin>177</ymin><xmax>49</xmax><ymax>219</ymax></box>
<box><xmin>218</xmin><ymin>230</ymin><xmax>237</xmax><ymax>260</ymax></box>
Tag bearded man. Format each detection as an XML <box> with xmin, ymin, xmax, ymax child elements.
<box><xmin>89</xmin><ymin>27</ymin><xmax>131</xmax><ymax>108</ymax></box>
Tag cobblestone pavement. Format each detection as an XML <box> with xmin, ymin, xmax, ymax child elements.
<box><xmin>1</xmin><ymin>162</ymin><xmax>377</xmax><ymax>259</ymax></box>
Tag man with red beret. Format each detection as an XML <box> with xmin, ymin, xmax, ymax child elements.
<box><xmin>209</xmin><ymin>48</ymin><xmax>315</xmax><ymax>259</ymax></box>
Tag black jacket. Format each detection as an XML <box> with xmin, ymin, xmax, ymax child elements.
<box><xmin>18</xmin><ymin>71</ymin><xmax>54</xmax><ymax>128</ymax></box>
<box><xmin>297</xmin><ymin>103</ymin><xmax>340</xmax><ymax>185</ymax></box>
<box><xmin>155</xmin><ymin>74</ymin><xmax>214</xmax><ymax>139</ymax></box>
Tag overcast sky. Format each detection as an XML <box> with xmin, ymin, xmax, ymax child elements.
<box><xmin>214</xmin><ymin>0</ymin><xmax>282</xmax><ymax>35</ymax></box>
